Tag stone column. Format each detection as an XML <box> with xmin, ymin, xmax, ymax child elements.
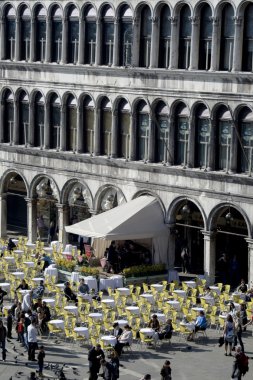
<box><xmin>0</xmin><ymin>100</ymin><xmax>4</xmax><ymax>143</ymax></box>
<box><xmin>95</xmin><ymin>17</ymin><xmax>101</xmax><ymax>65</ymax></box>
<box><xmin>131</xmin><ymin>17</ymin><xmax>140</xmax><ymax>67</ymax></box>
<box><xmin>44</xmin><ymin>100</ymin><xmax>50</xmax><ymax>149</ymax></box>
<box><xmin>13</xmin><ymin>100</ymin><xmax>19</xmax><ymax>145</ymax></box>
<box><xmin>26</xmin><ymin>198</ymin><xmax>37</xmax><ymax>242</ymax></box>
<box><xmin>245</xmin><ymin>238</ymin><xmax>253</xmax><ymax>287</ymax></box>
<box><xmin>187</xmin><ymin>116</ymin><xmax>195</xmax><ymax>168</ymax></box>
<box><xmin>167</xmin><ymin>224</ymin><xmax>176</xmax><ymax>270</ymax></box>
<box><xmin>111</xmin><ymin>109</ymin><xmax>118</xmax><ymax>158</ymax></box>
<box><xmin>202</xmin><ymin>230</ymin><xmax>216</xmax><ymax>284</ymax></box>
<box><xmin>61</xmin><ymin>17</ymin><xmax>68</xmax><ymax>64</ymax></box>
<box><xmin>208</xmin><ymin>117</ymin><xmax>215</xmax><ymax>171</ymax></box>
<box><xmin>57</xmin><ymin>203</ymin><xmax>69</xmax><ymax>246</ymax></box>
<box><xmin>189</xmin><ymin>17</ymin><xmax>199</xmax><ymax>70</ymax></box>
<box><xmin>14</xmin><ymin>16</ymin><xmax>21</xmax><ymax>61</ymax></box>
<box><xmin>45</xmin><ymin>16</ymin><xmax>52</xmax><ymax>63</ymax></box>
<box><xmin>28</xmin><ymin>101</ymin><xmax>34</xmax><ymax>147</ymax></box>
<box><xmin>76</xmin><ymin>105</ymin><xmax>83</xmax><ymax>153</ymax></box>
<box><xmin>60</xmin><ymin>105</ymin><xmax>66</xmax><ymax>151</ymax></box>
<box><xmin>148</xmin><ymin>114</ymin><xmax>155</xmax><ymax>162</ymax></box>
<box><xmin>167</xmin><ymin>115</ymin><xmax>175</xmax><ymax>166</ymax></box>
<box><xmin>150</xmin><ymin>17</ymin><xmax>159</xmax><ymax>68</ymax></box>
<box><xmin>94</xmin><ymin>107</ymin><xmax>100</xmax><ymax>155</ymax></box>
<box><xmin>230</xmin><ymin>118</ymin><xmax>237</xmax><ymax>173</ymax></box>
<box><xmin>0</xmin><ymin>18</ymin><xmax>6</xmax><ymax>60</ymax></box>
<box><xmin>232</xmin><ymin>17</ymin><xmax>242</xmax><ymax>72</ymax></box>
<box><xmin>169</xmin><ymin>17</ymin><xmax>178</xmax><ymax>69</ymax></box>
<box><xmin>129</xmin><ymin>113</ymin><xmax>136</xmax><ymax>161</ymax></box>
<box><xmin>112</xmin><ymin>17</ymin><xmax>119</xmax><ymax>66</ymax></box>
<box><xmin>210</xmin><ymin>17</ymin><xmax>219</xmax><ymax>71</ymax></box>
<box><xmin>78</xmin><ymin>17</ymin><xmax>85</xmax><ymax>64</ymax></box>
<box><xmin>0</xmin><ymin>194</ymin><xmax>7</xmax><ymax>238</ymax></box>
<box><xmin>30</xmin><ymin>18</ymin><xmax>35</xmax><ymax>62</ymax></box>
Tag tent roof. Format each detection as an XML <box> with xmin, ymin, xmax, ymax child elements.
<box><xmin>65</xmin><ymin>196</ymin><xmax>167</xmax><ymax>240</ymax></box>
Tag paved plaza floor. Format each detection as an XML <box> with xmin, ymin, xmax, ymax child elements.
<box><xmin>0</xmin><ymin>326</ymin><xmax>252</xmax><ymax>380</ymax></box>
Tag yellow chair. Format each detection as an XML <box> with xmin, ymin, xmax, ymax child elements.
<box><xmin>139</xmin><ymin>332</ymin><xmax>155</xmax><ymax>349</ymax></box>
<box><xmin>73</xmin><ymin>331</ymin><xmax>87</xmax><ymax>345</ymax></box>
<box><xmin>179</xmin><ymin>325</ymin><xmax>192</xmax><ymax>341</ymax></box>
<box><xmin>48</xmin><ymin>322</ymin><xmax>63</xmax><ymax>339</ymax></box>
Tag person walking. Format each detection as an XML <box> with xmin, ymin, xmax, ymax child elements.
<box><xmin>160</xmin><ymin>360</ymin><xmax>172</xmax><ymax>380</ymax></box>
<box><xmin>88</xmin><ymin>344</ymin><xmax>105</xmax><ymax>380</ymax></box>
<box><xmin>37</xmin><ymin>345</ymin><xmax>45</xmax><ymax>377</ymax></box>
<box><xmin>224</xmin><ymin>314</ymin><xmax>235</xmax><ymax>356</ymax></box>
<box><xmin>7</xmin><ymin>310</ymin><xmax>13</xmax><ymax>339</ymax></box>
<box><xmin>231</xmin><ymin>346</ymin><xmax>249</xmax><ymax>379</ymax></box>
<box><xmin>233</xmin><ymin>312</ymin><xmax>244</xmax><ymax>353</ymax></box>
<box><xmin>0</xmin><ymin>320</ymin><xmax>7</xmax><ymax>362</ymax></box>
<box><xmin>27</xmin><ymin>319</ymin><xmax>38</xmax><ymax>361</ymax></box>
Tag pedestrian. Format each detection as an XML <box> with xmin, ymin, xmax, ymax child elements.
<box><xmin>47</xmin><ymin>221</ymin><xmax>56</xmax><ymax>244</ymax></box>
<box><xmin>37</xmin><ymin>215</ymin><xmax>45</xmax><ymax>240</ymax></box>
<box><xmin>100</xmin><ymin>358</ymin><xmax>119</xmax><ymax>380</ymax></box>
<box><xmin>231</xmin><ymin>346</ymin><xmax>249</xmax><ymax>379</ymax></box>
<box><xmin>0</xmin><ymin>320</ymin><xmax>7</xmax><ymax>361</ymax></box>
<box><xmin>7</xmin><ymin>310</ymin><xmax>13</xmax><ymax>339</ymax></box>
<box><xmin>233</xmin><ymin>312</ymin><xmax>244</xmax><ymax>353</ymax></box>
<box><xmin>37</xmin><ymin>345</ymin><xmax>45</xmax><ymax>376</ymax></box>
<box><xmin>0</xmin><ymin>286</ymin><xmax>7</xmax><ymax>309</ymax></box>
<box><xmin>224</xmin><ymin>314</ymin><xmax>235</xmax><ymax>356</ymax></box>
<box><xmin>181</xmin><ymin>246</ymin><xmax>190</xmax><ymax>273</ymax></box>
<box><xmin>88</xmin><ymin>343</ymin><xmax>105</xmax><ymax>380</ymax></box>
<box><xmin>109</xmin><ymin>350</ymin><xmax>120</xmax><ymax>379</ymax></box>
<box><xmin>27</xmin><ymin>319</ymin><xmax>38</xmax><ymax>361</ymax></box>
<box><xmin>139</xmin><ymin>375</ymin><xmax>151</xmax><ymax>380</ymax></box>
<box><xmin>160</xmin><ymin>360</ymin><xmax>172</xmax><ymax>380</ymax></box>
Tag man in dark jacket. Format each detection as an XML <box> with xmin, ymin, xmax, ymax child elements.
<box><xmin>0</xmin><ymin>319</ymin><xmax>7</xmax><ymax>361</ymax></box>
<box><xmin>64</xmin><ymin>282</ymin><xmax>78</xmax><ymax>304</ymax></box>
<box><xmin>88</xmin><ymin>344</ymin><xmax>105</xmax><ymax>380</ymax></box>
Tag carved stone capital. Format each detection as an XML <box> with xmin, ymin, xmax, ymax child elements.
<box><xmin>168</xmin><ymin>16</ymin><xmax>177</xmax><ymax>25</ymax></box>
<box><xmin>210</xmin><ymin>16</ymin><xmax>219</xmax><ymax>26</ymax></box>
<box><xmin>189</xmin><ymin>16</ymin><xmax>199</xmax><ymax>25</ymax></box>
<box><xmin>232</xmin><ymin>16</ymin><xmax>242</xmax><ymax>26</ymax></box>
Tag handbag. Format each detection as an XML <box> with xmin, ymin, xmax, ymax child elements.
<box><xmin>218</xmin><ymin>336</ymin><xmax>224</xmax><ymax>347</ymax></box>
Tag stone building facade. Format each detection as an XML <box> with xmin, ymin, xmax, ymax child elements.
<box><xmin>0</xmin><ymin>0</ymin><xmax>253</xmax><ymax>284</ymax></box>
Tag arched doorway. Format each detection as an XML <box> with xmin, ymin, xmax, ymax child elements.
<box><xmin>212</xmin><ymin>205</ymin><xmax>249</xmax><ymax>285</ymax></box>
<box><xmin>173</xmin><ymin>200</ymin><xmax>205</xmax><ymax>274</ymax></box>
<box><xmin>3</xmin><ymin>173</ymin><xmax>28</xmax><ymax>234</ymax></box>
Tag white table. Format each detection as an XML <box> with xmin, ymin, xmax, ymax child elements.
<box><xmin>71</xmin><ymin>272</ymin><xmax>80</xmax><ymax>283</ymax></box>
<box><xmin>151</xmin><ymin>284</ymin><xmax>164</xmax><ymax>292</ymax></box>
<box><xmin>42</xmin><ymin>298</ymin><xmax>55</xmax><ymax>307</ymax></box>
<box><xmin>77</xmin><ymin>293</ymin><xmax>92</xmax><ymax>302</ymax></box>
<box><xmin>23</xmin><ymin>261</ymin><xmax>35</xmax><ymax>268</ymax></box>
<box><xmin>101</xmin><ymin>299</ymin><xmax>115</xmax><ymax>308</ymax></box>
<box><xmin>19</xmin><ymin>289</ymin><xmax>30</xmax><ymax>296</ymax></box>
<box><xmin>232</xmin><ymin>292</ymin><xmax>247</xmax><ymax>301</ymax></box>
<box><xmin>4</xmin><ymin>256</ymin><xmax>15</xmax><ymax>263</ymax></box>
<box><xmin>56</xmin><ymin>284</ymin><xmax>65</xmax><ymax>290</ymax></box>
<box><xmin>44</xmin><ymin>267</ymin><xmax>58</xmax><ymax>278</ymax></box>
<box><xmin>74</xmin><ymin>327</ymin><xmax>89</xmax><ymax>338</ymax></box>
<box><xmin>168</xmin><ymin>269</ymin><xmax>179</xmax><ymax>283</ymax></box>
<box><xmin>100</xmin><ymin>335</ymin><xmax>117</xmax><ymax>346</ymax></box>
<box><xmin>173</xmin><ymin>290</ymin><xmax>186</xmax><ymax>298</ymax></box>
<box><xmin>180</xmin><ymin>322</ymin><xmax>195</xmax><ymax>331</ymax></box>
<box><xmin>49</xmin><ymin>319</ymin><xmax>64</xmax><ymax>330</ymax></box>
<box><xmin>64</xmin><ymin>305</ymin><xmax>78</xmax><ymax>316</ymax></box>
<box><xmin>111</xmin><ymin>275</ymin><xmax>123</xmax><ymax>288</ymax></box>
<box><xmin>84</xmin><ymin>277</ymin><xmax>98</xmax><ymax>292</ymax></box>
<box><xmin>64</xmin><ymin>244</ymin><xmax>77</xmax><ymax>254</ymax></box>
<box><xmin>62</xmin><ymin>252</ymin><xmax>73</xmax><ymax>258</ymax></box>
<box><xmin>139</xmin><ymin>328</ymin><xmax>155</xmax><ymax>337</ymax></box>
<box><xmin>51</xmin><ymin>241</ymin><xmax>61</xmax><ymax>251</ymax></box>
<box><xmin>12</xmin><ymin>272</ymin><xmax>25</xmax><ymax>279</ymax></box>
<box><xmin>99</xmin><ymin>278</ymin><xmax>114</xmax><ymax>291</ymax></box>
<box><xmin>12</xmin><ymin>239</ymin><xmax>19</xmax><ymax>245</ymax></box>
<box><xmin>116</xmin><ymin>287</ymin><xmax>130</xmax><ymax>296</ymax></box>
<box><xmin>43</xmin><ymin>247</ymin><xmax>53</xmax><ymax>254</ymax></box>
<box><xmin>32</xmin><ymin>277</ymin><xmax>44</xmax><ymax>283</ymax></box>
<box><xmin>13</xmin><ymin>250</ymin><xmax>24</xmax><ymax>255</ymax></box>
<box><xmin>167</xmin><ymin>300</ymin><xmax>181</xmax><ymax>310</ymax></box>
<box><xmin>152</xmin><ymin>313</ymin><xmax>166</xmax><ymax>323</ymax></box>
<box><xmin>192</xmin><ymin>307</ymin><xmax>205</xmax><ymax>312</ymax></box>
<box><xmin>210</xmin><ymin>286</ymin><xmax>221</xmax><ymax>295</ymax></box>
<box><xmin>184</xmin><ymin>281</ymin><xmax>197</xmax><ymax>289</ymax></box>
<box><xmin>201</xmin><ymin>296</ymin><xmax>215</xmax><ymax>306</ymax></box>
<box><xmin>113</xmin><ymin>319</ymin><xmax>129</xmax><ymax>328</ymax></box>
<box><xmin>26</xmin><ymin>243</ymin><xmax>36</xmax><ymax>250</ymax></box>
<box><xmin>0</xmin><ymin>282</ymin><xmax>10</xmax><ymax>291</ymax></box>
<box><xmin>140</xmin><ymin>293</ymin><xmax>155</xmax><ymax>304</ymax></box>
<box><xmin>88</xmin><ymin>313</ymin><xmax>103</xmax><ymax>321</ymax></box>
<box><xmin>126</xmin><ymin>306</ymin><xmax>140</xmax><ymax>315</ymax></box>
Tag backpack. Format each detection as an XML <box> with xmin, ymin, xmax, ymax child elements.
<box><xmin>238</xmin><ymin>353</ymin><xmax>249</xmax><ymax>376</ymax></box>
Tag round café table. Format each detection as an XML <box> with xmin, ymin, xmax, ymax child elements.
<box><xmin>111</xmin><ymin>275</ymin><xmax>123</xmax><ymax>288</ymax></box>
<box><xmin>152</xmin><ymin>313</ymin><xmax>166</xmax><ymax>323</ymax></box>
<box><xmin>201</xmin><ymin>296</ymin><xmax>215</xmax><ymax>306</ymax></box>
<box><xmin>116</xmin><ymin>287</ymin><xmax>130</xmax><ymax>296</ymax></box>
<box><xmin>100</xmin><ymin>335</ymin><xmax>117</xmax><ymax>346</ymax></box>
<box><xmin>99</xmin><ymin>278</ymin><xmax>114</xmax><ymax>291</ymax></box>
<box><xmin>32</xmin><ymin>277</ymin><xmax>44</xmax><ymax>283</ymax></box>
<box><xmin>48</xmin><ymin>319</ymin><xmax>64</xmax><ymax>330</ymax></box>
<box><xmin>151</xmin><ymin>284</ymin><xmax>164</xmax><ymax>292</ymax></box>
<box><xmin>42</xmin><ymin>298</ymin><xmax>55</xmax><ymax>307</ymax></box>
<box><xmin>139</xmin><ymin>328</ymin><xmax>155</xmax><ymax>337</ymax></box>
<box><xmin>4</xmin><ymin>256</ymin><xmax>15</xmax><ymax>263</ymax></box>
<box><xmin>56</xmin><ymin>284</ymin><xmax>65</xmax><ymax>290</ymax></box>
<box><xmin>180</xmin><ymin>322</ymin><xmax>195</xmax><ymax>331</ymax></box>
<box><xmin>209</xmin><ymin>286</ymin><xmax>221</xmax><ymax>295</ymax></box>
<box><xmin>192</xmin><ymin>307</ymin><xmax>205</xmax><ymax>313</ymax></box>
<box><xmin>12</xmin><ymin>272</ymin><xmax>25</xmax><ymax>279</ymax></box>
<box><xmin>173</xmin><ymin>290</ymin><xmax>186</xmax><ymax>298</ymax></box>
<box><xmin>64</xmin><ymin>305</ymin><xmax>78</xmax><ymax>316</ymax></box>
<box><xmin>140</xmin><ymin>293</ymin><xmax>155</xmax><ymax>304</ymax></box>
<box><xmin>101</xmin><ymin>299</ymin><xmax>115</xmax><ymax>308</ymax></box>
<box><xmin>126</xmin><ymin>306</ymin><xmax>140</xmax><ymax>315</ymax></box>
<box><xmin>26</xmin><ymin>243</ymin><xmax>36</xmax><ymax>250</ymax></box>
<box><xmin>88</xmin><ymin>312</ymin><xmax>103</xmax><ymax>321</ymax></box>
<box><xmin>167</xmin><ymin>300</ymin><xmax>181</xmax><ymax>310</ymax></box>
<box><xmin>0</xmin><ymin>283</ymin><xmax>10</xmax><ymax>291</ymax></box>
<box><xmin>74</xmin><ymin>327</ymin><xmax>89</xmax><ymax>338</ymax></box>
<box><xmin>13</xmin><ymin>250</ymin><xmax>24</xmax><ymax>255</ymax></box>
<box><xmin>23</xmin><ymin>261</ymin><xmax>35</xmax><ymax>268</ymax></box>
<box><xmin>184</xmin><ymin>281</ymin><xmax>197</xmax><ymax>289</ymax></box>
<box><xmin>113</xmin><ymin>319</ymin><xmax>129</xmax><ymax>328</ymax></box>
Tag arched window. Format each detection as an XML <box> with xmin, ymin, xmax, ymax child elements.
<box><xmin>119</xmin><ymin>6</ymin><xmax>133</xmax><ymax>66</ymax></box>
<box><xmin>242</xmin><ymin>4</ymin><xmax>253</xmax><ymax>72</ymax></box>
<box><xmin>84</xmin><ymin>7</ymin><xmax>97</xmax><ymax>65</ymax></box>
<box><xmin>238</xmin><ymin>108</ymin><xmax>253</xmax><ymax>173</ymax></box>
<box><xmin>220</xmin><ymin>4</ymin><xmax>234</xmax><ymax>71</ymax></box>
<box><xmin>19</xmin><ymin>92</ymin><xmax>29</xmax><ymax>145</ymax></box>
<box><xmin>118</xmin><ymin>99</ymin><xmax>130</xmax><ymax>158</ymax></box>
<box><xmin>216</xmin><ymin>107</ymin><xmax>232</xmax><ymax>171</ymax></box>
<box><xmin>195</xmin><ymin>106</ymin><xmax>210</xmax><ymax>168</ymax></box>
<box><xmin>51</xmin><ymin>7</ymin><xmax>63</xmax><ymax>63</ymax></box>
<box><xmin>158</xmin><ymin>5</ymin><xmax>171</xmax><ymax>68</ymax></box>
<box><xmin>49</xmin><ymin>94</ymin><xmax>61</xmax><ymax>149</ymax></box>
<box><xmin>3</xmin><ymin>91</ymin><xmax>14</xmax><ymax>143</ymax></box>
<box><xmin>34</xmin><ymin>93</ymin><xmax>44</xmax><ymax>148</ymax></box>
<box><xmin>175</xmin><ymin>104</ymin><xmax>189</xmax><ymax>166</ymax></box>
<box><xmin>83</xmin><ymin>97</ymin><xmax>94</xmax><ymax>153</ymax></box>
<box><xmin>101</xmin><ymin>7</ymin><xmax>114</xmax><ymax>66</ymax></box>
<box><xmin>20</xmin><ymin>8</ymin><xmax>31</xmax><ymax>61</ymax></box>
<box><xmin>67</xmin><ymin>8</ymin><xmax>79</xmax><ymax>64</ymax></box>
<box><xmin>139</xmin><ymin>6</ymin><xmax>151</xmax><ymax>67</ymax></box>
<box><xmin>35</xmin><ymin>7</ymin><xmax>46</xmax><ymax>62</ymax></box>
<box><xmin>198</xmin><ymin>4</ymin><xmax>212</xmax><ymax>70</ymax></box>
<box><xmin>155</xmin><ymin>102</ymin><xmax>169</xmax><ymax>163</ymax></box>
<box><xmin>178</xmin><ymin>5</ymin><xmax>192</xmax><ymax>69</ymax></box>
<box><xmin>66</xmin><ymin>95</ymin><xmax>77</xmax><ymax>151</ymax></box>
<box><xmin>101</xmin><ymin>98</ymin><xmax>112</xmax><ymax>155</ymax></box>
<box><xmin>137</xmin><ymin>101</ymin><xmax>149</xmax><ymax>161</ymax></box>
<box><xmin>6</xmin><ymin>7</ymin><xmax>16</xmax><ymax>60</ymax></box>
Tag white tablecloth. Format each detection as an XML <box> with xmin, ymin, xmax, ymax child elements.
<box><xmin>51</xmin><ymin>241</ymin><xmax>61</xmax><ymax>251</ymax></box>
<box><xmin>111</xmin><ymin>275</ymin><xmax>123</xmax><ymax>288</ymax></box>
<box><xmin>201</xmin><ymin>296</ymin><xmax>215</xmax><ymax>306</ymax></box>
<box><xmin>13</xmin><ymin>250</ymin><xmax>24</xmax><ymax>255</ymax></box>
<box><xmin>62</xmin><ymin>252</ymin><xmax>73</xmax><ymax>258</ymax></box>
<box><xmin>12</xmin><ymin>239</ymin><xmax>19</xmax><ymax>245</ymax></box>
<box><xmin>126</xmin><ymin>306</ymin><xmax>140</xmax><ymax>315</ymax></box>
<box><xmin>4</xmin><ymin>256</ymin><xmax>15</xmax><ymax>263</ymax></box>
<box><xmin>64</xmin><ymin>244</ymin><xmax>77</xmax><ymax>254</ymax></box>
<box><xmin>74</xmin><ymin>327</ymin><xmax>89</xmax><ymax>338</ymax></box>
<box><xmin>99</xmin><ymin>278</ymin><xmax>114</xmax><ymax>291</ymax></box>
<box><xmin>100</xmin><ymin>335</ymin><xmax>117</xmax><ymax>346</ymax></box>
<box><xmin>168</xmin><ymin>270</ymin><xmax>179</xmax><ymax>283</ymax></box>
<box><xmin>151</xmin><ymin>284</ymin><xmax>163</xmax><ymax>292</ymax></box>
<box><xmin>42</xmin><ymin>298</ymin><xmax>55</xmax><ymax>307</ymax></box>
<box><xmin>153</xmin><ymin>313</ymin><xmax>166</xmax><ymax>323</ymax></box>
<box><xmin>232</xmin><ymin>292</ymin><xmax>247</xmax><ymax>301</ymax></box>
<box><xmin>0</xmin><ymin>282</ymin><xmax>10</xmax><ymax>291</ymax></box>
<box><xmin>88</xmin><ymin>313</ymin><xmax>103</xmax><ymax>321</ymax></box>
<box><xmin>32</xmin><ymin>277</ymin><xmax>44</xmax><ymax>283</ymax></box>
<box><xmin>84</xmin><ymin>277</ymin><xmax>98</xmax><ymax>292</ymax></box>
<box><xmin>173</xmin><ymin>290</ymin><xmax>186</xmax><ymax>298</ymax></box>
<box><xmin>167</xmin><ymin>300</ymin><xmax>181</xmax><ymax>310</ymax></box>
<box><xmin>43</xmin><ymin>247</ymin><xmax>53</xmax><ymax>254</ymax></box>
<box><xmin>116</xmin><ymin>287</ymin><xmax>130</xmax><ymax>296</ymax></box>
<box><xmin>77</xmin><ymin>293</ymin><xmax>92</xmax><ymax>302</ymax></box>
<box><xmin>140</xmin><ymin>293</ymin><xmax>155</xmax><ymax>304</ymax></box>
<box><xmin>192</xmin><ymin>307</ymin><xmax>205</xmax><ymax>312</ymax></box>
<box><xmin>49</xmin><ymin>319</ymin><xmax>64</xmax><ymax>330</ymax></box>
<box><xmin>114</xmin><ymin>319</ymin><xmax>129</xmax><ymax>327</ymax></box>
<box><xmin>26</xmin><ymin>243</ymin><xmax>36</xmax><ymax>250</ymax></box>
<box><xmin>180</xmin><ymin>322</ymin><xmax>195</xmax><ymax>331</ymax></box>
<box><xmin>71</xmin><ymin>272</ymin><xmax>80</xmax><ymax>283</ymax></box>
<box><xmin>56</xmin><ymin>284</ymin><xmax>65</xmax><ymax>290</ymax></box>
<box><xmin>184</xmin><ymin>281</ymin><xmax>197</xmax><ymax>289</ymax></box>
<box><xmin>210</xmin><ymin>286</ymin><xmax>221</xmax><ymax>295</ymax></box>
<box><xmin>64</xmin><ymin>306</ymin><xmax>78</xmax><ymax>316</ymax></box>
<box><xmin>12</xmin><ymin>272</ymin><xmax>25</xmax><ymax>279</ymax></box>
<box><xmin>19</xmin><ymin>289</ymin><xmax>30</xmax><ymax>296</ymax></box>
<box><xmin>44</xmin><ymin>267</ymin><xmax>58</xmax><ymax>278</ymax></box>
<box><xmin>140</xmin><ymin>328</ymin><xmax>155</xmax><ymax>337</ymax></box>
<box><xmin>101</xmin><ymin>299</ymin><xmax>115</xmax><ymax>308</ymax></box>
<box><xmin>23</xmin><ymin>261</ymin><xmax>35</xmax><ymax>268</ymax></box>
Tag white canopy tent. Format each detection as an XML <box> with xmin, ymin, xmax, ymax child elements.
<box><xmin>65</xmin><ymin>196</ymin><xmax>169</xmax><ymax>264</ymax></box>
